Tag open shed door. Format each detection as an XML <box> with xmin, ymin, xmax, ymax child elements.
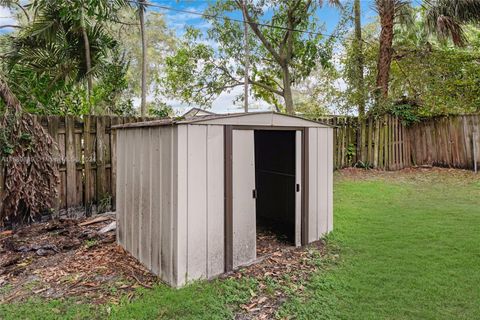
<box><xmin>232</xmin><ymin>129</ymin><xmax>256</xmax><ymax>268</ymax></box>
<box><xmin>295</xmin><ymin>130</ymin><xmax>302</xmax><ymax>246</ymax></box>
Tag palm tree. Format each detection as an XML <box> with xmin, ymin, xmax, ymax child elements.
<box><xmin>11</xmin><ymin>2</ymin><xmax>117</xmax><ymax>89</ymax></box>
<box><xmin>374</xmin><ymin>0</ymin><xmax>410</xmax><ymax>102</ymax></box>
<box><xmin>27</xmin><ymin>0</ymin><xmax>130</xmax><ymax>113</ymax></box>
<box><xmin>425</xmin><ymin>0</ymin><xmax>480</xmax><ymax>46</ymax></box>
<box><xmin>353</xmin><ymin>0</ymin><xmax>367</xmax><ymax>162</ymax></box>
<box><xmin>79</xmin><ymin>4</ymin><xmax>93</xmax><ymax>105</ymax></box>
<box><xmin>353</xmin><ymin>0</ymin><xmax>365</xmax><ymax>117</ymax></box>
<box><xmin>138</xmin><ymin>0</ymin><xmax>147</xmax><ymax>116</ymax></box>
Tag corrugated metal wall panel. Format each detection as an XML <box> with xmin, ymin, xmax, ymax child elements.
<box><xmin>187</xmin><ymin>125</ymin><xmax>208</xmax><ymax>279</ymax></box>
<box><xmin>175</xmin><ymin>124</ymin><xmax>225</xmax><ymax>286</ymax></box>
<box><xmin>175</xmin><ymin>125</ymin><xmax>188</xmax><ymax>286</ymax></box>
<box><xmin>116</xmin><ymin>126</ymin><xmax>176</xmax><ymax>286</ymax></box>
<box><xmin>132</xmin><ymin>129</ymin><xmax>142</xmax><ymax>259</ymax></box>
<box><xmin>150</xmin><ymin>128</ymin><xmax>162</xmax><ymax>276</ymax></box>
<box><xmin>160</xmin><ymin>127</ymin><xmax>174</xmax><ymax>284</ymax></box>
<box><xmin>116</xmin><ymin>129</ymin><xmax>125</xmax><ymax>247</ymax></box>
<box><xmin>327</xmin><ymin>128</ymin><xmax>334</xmax><ymax>232</ymax></box>
<box><xmin>317</xmin><ymin>128</ymin><xmax>329</xmax><ymax>236</ymax></box>
<box><xmin>206</xmin><ymin>125</ymin><xmax>225</xmax><ymax>277</ymax></box>
<box><xmin>124</xmin><ymin>129</ymin><xmax>135</xmax><ymax>254</ymax></box>
<box><xmin>139</xmin><ymin>128</ymin><xmax>152</xmax><ymax>270</ymax></box>
<box><xmin>308</xmin><ymin>128</ymin><xmax>318</xmax><ymax>242</ymax></box>
<box><xmin>307</xmin><ymin>127</ymin><xmax>334</xmax><ymax>242</ymax></box>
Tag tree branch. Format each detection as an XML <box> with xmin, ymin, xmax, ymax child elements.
<box><xmin>248</xmin><ymin>78</ymin><xmax>283</xmax><ymax>96</ymax></box>
<box><xmin>0</xmin><ymin>25</ymin><xmax>21</xmax><ymax>29</ymax></box>
<box><xmin>234</xmin><ymin>0</ymin><xmax>283</xmax><ymax>64</ymax></box>
<box><xmin>14</xmin><ymin>3</ymin><xmax>30</xmax><ymax>22</ymax></box>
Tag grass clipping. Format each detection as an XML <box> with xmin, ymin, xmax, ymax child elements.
<box><xmin>0</xmin><ymin>78</ymin><xmax>59</xmax><ymax>225</ymax></box>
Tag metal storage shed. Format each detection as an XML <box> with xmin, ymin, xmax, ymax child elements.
<box><xmin>114</xmin><ymin>112</ymin><xmax>333</xmax><ymax>287</ymax></box>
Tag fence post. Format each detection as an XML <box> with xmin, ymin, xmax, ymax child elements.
<box><xmin>65</xmin><ymin>115</ymin><xmax>77</xmax><ymax>212</ymax></box>
<box><xmin>84</xmin><ymin>116</ymin><xmax>94</xmax><ymax>215</ymax></box>
<box><xmin>0</xmin><ymin>160</ymin><xmax>4</xmax><ymax>215</ymax></box>
<box><xmin>47</xmin><ymin>116</ymin><xmax>60</xmax><ymax>216</ymax></box>
<box><xmin>474</xmin><ymin>131</ymin><xmax>478</xmax><ymax>174</ymax></box>
<box><xmin>96</xmin><ymin>116</ymin><xmax>107</xmax><ymax>211</ymax></box>
<box><xmin>373</xmin><ymin>118</ymin><xmax>380</xmax><ymax>168</ymax></box>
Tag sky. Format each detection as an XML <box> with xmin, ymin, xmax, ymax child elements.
<box><xmin>0</xmin><ymin>0</ymin><xmax>380</xmax><ymax>114</ymax></box>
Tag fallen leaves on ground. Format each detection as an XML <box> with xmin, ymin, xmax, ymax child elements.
<box><xmin>229</xmin><ymin>228</ymin><xmax>326</xmax><ymax>320</ymax></box>
<box><xmin>0</xmin><ymin>214</ymin><xmax>156</xmax><ymax>304</ymax></box>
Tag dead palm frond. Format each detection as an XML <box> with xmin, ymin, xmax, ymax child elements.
<box><xmin>425</xmin><ymin>0</ymin><xmax>480</xmax><ymax>46</ymax></box>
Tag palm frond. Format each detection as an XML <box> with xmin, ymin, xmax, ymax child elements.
<box><xmin>425</xmin><ymin>0</ymin><xmax>480</xmax><ymax>46</ymax></box>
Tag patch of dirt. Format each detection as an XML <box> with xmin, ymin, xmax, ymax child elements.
<box><xmin>229</xmin><ymin>235</ymin><xmax>326</xmax><ymax>320</ymax></box>
<box><xmin>0</xmin><ymin>214</ymin><xmax>156</xmax><ymax>304</ymax></box>
<box><xmin>337</xmin><ymin>166</ymin><xmax>479</xmax><ymax>184</ymax></box>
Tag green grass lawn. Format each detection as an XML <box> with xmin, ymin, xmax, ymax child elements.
<box><xmin>1</xmin><ymin>169</ymin><xmax>479</xmax><ymax>319</ymax></box>
<box><xmin>279</xmin><ymin>169</ymin><xmax>480</xmax><ymax>319</ymax></box>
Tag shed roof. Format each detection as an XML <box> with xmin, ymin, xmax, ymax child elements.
<box><xmin>113</xmin><ymin>112</ymin><xmax>333</xmax><ymax>130</ymax></box>
<box><xmin>182</xmin><ymin>107</ymin><xmax>217</xmax><ymax>118</ymax></box>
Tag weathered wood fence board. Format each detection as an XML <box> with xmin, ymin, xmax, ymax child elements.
<box><xmin>409</xmin><ymin>114</ymin><xmax>480</xmax><ymax>169</ymax></box>
<box><xmin>317</xmin><ymin>114</ymin><xmax>410</xmax><ymax>170</ymax></box>
<box><xmin>317</xmin><ymin>114</ymin><xmax>480</xmax><ymax>171</ymax></box>
<box><xmin>0</xmin><ymin>115</ymin><xmax>154</xmax><ymax>216</ymax></box>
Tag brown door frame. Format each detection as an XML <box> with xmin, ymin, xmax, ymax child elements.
<box><xmin>224</xmin><ymin>125</ymin><xmax>309</xmax><ymax>272</ymax></box>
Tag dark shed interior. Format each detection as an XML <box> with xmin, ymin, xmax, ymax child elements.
<box><xmin>254</xmin><ymin>130</ymin><xmax>296</xmax><ymax>245</ymax></box>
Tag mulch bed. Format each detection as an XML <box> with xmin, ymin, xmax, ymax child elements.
<box><xmin>0</xmin><ymin>214</ymin><xmax>156</xmax><ymax>304</ymax></box>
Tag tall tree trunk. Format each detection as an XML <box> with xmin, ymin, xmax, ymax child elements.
<box><xmin>354</xmin><ymin>0</ymin><xmax>367</xmax><ymax>162</ymax></box>
<box><xmin>139</xmin><ymin>0</ymin><xmax>147</xmax><ymax>117</ymax></box>
<box><xmin>282</xmin><ymin>66</ymin><xmax>294</xmax><ymax>114</ymax></box>
<box><xmin>354</xmin><ymin>0</ymin><xmax>365</xmax><ymax>117</ymax></box>
<box><xmin>80</xmin><ymin>6</ymin><xmax>93</xmax><ymax>114</ymax></box>
<box><xmin>241</xmin><ymin>0</ymin><xmax>249</xmax><ymax>113</ymax></box>
<box><xmin>375</xmin><ymin>0</ymin><xmax>395</xmax><ymax>103</ymax></box>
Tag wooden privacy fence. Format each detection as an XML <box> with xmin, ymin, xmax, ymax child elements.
<box><xmin>1</xmin><ymin>113</ymin><xmax>478</xmax><ymax>217</ymax></box>
<box><xmin>317</xmin><ymin>114</ymin><xmax>411</xmax><ymax>170</ymax></box>
<box><xmin>409</xmin><ymin>114</ymin><xmax>480</xmax><ymax>170</ymax></box>
<box><xmin>0</xmin><ymin>115</ymin><xmax>154</xmax><ymax>216</ymax></box>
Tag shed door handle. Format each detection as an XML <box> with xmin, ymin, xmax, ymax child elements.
<box><xmin>252</xmin><ymin>189</ymin><xmax>257</xmax><ymax>199</ymax></box>
<box><xmin>296</xmin><ymin>184</ymin><xmax>300</xmax><ymax>192</ymax></box>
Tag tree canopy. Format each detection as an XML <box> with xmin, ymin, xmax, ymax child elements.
<box><xmin>0</xmin><ymin>0</ymin><xmax>175</xmax><ymax>116</ymax></box>
<box><xmin>162</xmin><ymin>0</ymin><xmax>344</xmax><ymax>114</ymax></box>
<box><xmin>337</xmin><ymin>7</ymin><xmax>480</xmax><ymax>119</ymax></box>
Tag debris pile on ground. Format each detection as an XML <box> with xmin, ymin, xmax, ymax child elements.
<box><xmin>0</xmin><ymin>213</ymin><xmax>156</xmax><ymax>304</ymax></box>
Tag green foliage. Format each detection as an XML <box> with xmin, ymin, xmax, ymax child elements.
<box><xmin>338</xmin><ymin>9</ymin><xmax>480</xmax><ymax>117</ymax></box>
<box><xmin>346</xmin><ymin>143</ymin><xmax>356</xmax><ymax>162</ymax></box>
<box><xmin>0</xmin><ymin>0</ymin><xmax>148</xmax><ymax>116</ymax></box>
<box><xmin>147</xmin><ymin>101</ymin><xmax>173</xmax><ymax>118</ymax></box>
<box><xmin>390</xmin><ymin>103</ymin><xmax>420</xmax><ymax>125</ymax></box>
<box><xmin>162</xmin><ymin>0</ymin><xmax>340</xmax><ymax>110</ymax></box>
